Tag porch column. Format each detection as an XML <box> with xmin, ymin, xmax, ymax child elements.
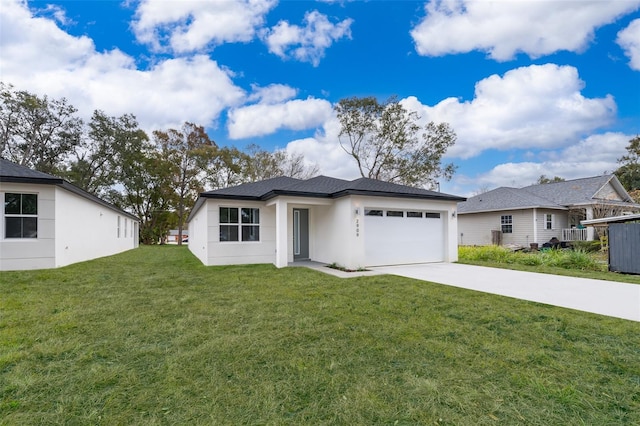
<box><xmin>275</xmin><ymin>199</ymin><xmax>288</xmax><ymax>268</ymax></box>
<box><xmin>585</xmin><ymin>206</ymin><xmax>595</xmax><ymax>241</ymax></box>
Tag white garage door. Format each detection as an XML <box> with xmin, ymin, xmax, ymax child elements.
<box><xmin>364</xmin><ymin>208</ymin><xmax>444</xmax><ymax>266</ymax></box>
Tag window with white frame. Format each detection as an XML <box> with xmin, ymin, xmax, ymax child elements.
<box><xmin>117</xmin><ymin>216</ymin><xmax>121</xmax><ymax>238</ymax></box>
<box><xmin>545</xmin><ymin>213</ymin><xmax>554</xmax><ymax>230</ymax></box>
<box><xmin>220</xmin><ymin>207</ymin><xmax>260</xmax><ymax>242</ymax></box>
<box><xmin>4</xmin><ymin>193</ymin><xmax>38</xmax><ymax>238</ymax></box>
<box><xmin>501</xmin><ymin>215</ymin><xmax>513</xmax><ymax>234</ymax></box>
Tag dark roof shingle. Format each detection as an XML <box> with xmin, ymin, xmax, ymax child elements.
<box><xmin>199</xmin><ymin>175</ymin><xmax>465</xmax><ymax>202</ymax></box>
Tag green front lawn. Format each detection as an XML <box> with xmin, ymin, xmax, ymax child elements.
<box><xmin>1</xmin><ymin>246</ymin><xmax>639</xmax><ymax>425</ymax></box>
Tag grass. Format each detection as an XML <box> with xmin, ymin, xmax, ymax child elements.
<box><xmin>459</xmin><ymin>245</ymin><xmax>640</xmax><ymax>285</ymax></box>
<box><xmin>1</xmin><ymin>246</ymin><xmax>639</xmax><ymax>425</ymax></box>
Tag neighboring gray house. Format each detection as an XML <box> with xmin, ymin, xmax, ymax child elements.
<box><xmin>1</xmin><ymin>158</ymin><xmax>139</xmax><ymax>270</ymax></box>
<box><xmin>188</xmin><ymin>175</ymin><xmax>465</xmax><ymax>269</ymax></box>
<box><xmin>458</xmin><ymin>175</ymin><xmax>640</xmax><ymax>247</ymax></box>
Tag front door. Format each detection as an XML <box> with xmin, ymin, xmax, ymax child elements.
<box><xmin>293</xmin><ymin>208</ymin><xmax>309</xmax><ymax>260</ymax></box>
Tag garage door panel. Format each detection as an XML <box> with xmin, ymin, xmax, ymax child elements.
<box><xmin>364</xmin><ymin>211</ymin><xmax>444</xmax><ymax>266</ymax></box>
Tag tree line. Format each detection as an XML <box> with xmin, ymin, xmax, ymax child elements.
<box><xmin>1</xmin><ymin>84</ymin><xmax>461</xmax><ymax>244</ymax></box>
<box><xmin>0</xmin><ymin>83</ymin><xmax>319</xmax><ymax>244</ymax></box>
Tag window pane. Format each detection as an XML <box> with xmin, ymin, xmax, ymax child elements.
<box><xmin>386</xmin><ymin>210</ymin><xmax>403</xmax><ymax>217</ymax></box>
<box><xmin>425</xmin><ymin>212</ymin><xmax>441</xmax><ymax>219</ymax></box>
<box><xmin>220</xmin><ymin>225</ymin><xmax>239</xmax><ymax>241</ymax></box>
<box><xmin>407</xmin><ymin>211</ymin><xmax>423</xmax><ymax>218</ymax></box>
<box><xmin>5</xmin><ymin>193</ymin><xmax>20</xmax><ymax>214</ymax></box>
<box><xmin>241</xmin><ymin>208</ymin><xmax>259</xmax><ymax>224</ymax></box>
<box><xmin>5</xmin><ymin>217</ymin><xmax>22</xmax><ymax>238</ymax></box>
<box><xmin>364</xmin><ymin>209</ymin><xmax>383</xmax><ymax>216</ymax></box>
<box><xmin>22</xmin><ymin>194</ymin><xmax>37</xmax><ymax>214</ymax></box>
<box><xmin>220</xmin><ymin>207</ymin><xmax>239</xmax><ymax>224</ymax></box>
<box><xmin>242</xmin><ymin>225</ymin><xmax>260</xmax><ymax>241</ymax></box>
<box><xmin>23</xmin><ymin>217</ymin><xmax>37</xmax><ymax>238</ymax></box>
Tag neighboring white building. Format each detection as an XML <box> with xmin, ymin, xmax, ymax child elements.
<box><xmin>187</xmin><ymin>176</ymin><xmax>466</xmax><ymax>270</ymax></box>
<box><xmin>1</xmin><ymin>158</ymin><xmax>139</xmax><ymax>271</ymax></box>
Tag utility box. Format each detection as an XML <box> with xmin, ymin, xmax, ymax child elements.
<box><xmin>609</xmin><ymin>223</ymin><xmax>640</xmax><ymax>275</ymax></box>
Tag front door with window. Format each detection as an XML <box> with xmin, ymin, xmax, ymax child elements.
<box><xmin>293</xmin><ymin>208</ymin><xmax>309</xmax><ymax>260</ymax></box>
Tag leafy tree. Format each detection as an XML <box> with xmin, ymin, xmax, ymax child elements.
<box><xmin>110</xmin><ymin>145</ymin><xmax>177</xmax><ymax>245</ymax></box>
<box><xmin>207</xmin><ymin>146</ymin><xmax>246</xmax><ymax>189</ymax></box>
<box><xmin>0</xmin><ymin>83</ymin><xmax>83</xmax><ymax>174</ymax></box>
<box><xmin>536</xmin><ymin>175</ymin><xmax>565</xmax><ymax>184</ymax></box>
<box><xmin>335</xmin><ymin>96</ymin><xmax>456</xmax><ymax>188</ymax></box>
<box><xmin>154</xmin><ymin>122</ymin><xmax>217</xmax><ymax>244</ymax></box>
<box><xmin>65</xmin><ymin>111</ymin><xmax>147</xmax><ymax>196</ymax></box>
<box><xmin>615</xmin><ymin>136</ymin><xmax>640</xmax><ymax>196</ymax></box>
<box><xmin>241</xmin><ymin>144</ymin><xmax>320</xmax><ymax>182</ymax></box>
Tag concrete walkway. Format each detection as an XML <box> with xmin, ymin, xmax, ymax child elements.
<box><xmin>371</xmin><ymin>263</ymin><xmax>640</xmax><ymax>322</ymax></box>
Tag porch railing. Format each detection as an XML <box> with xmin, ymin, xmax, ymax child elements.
<box><xmin>562</xmin><ymin>228</ymin><xmax>588</xmax><ymax>241</ymax></box>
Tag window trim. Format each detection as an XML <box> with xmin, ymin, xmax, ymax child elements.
<box><xmin>219</xmin><ymin>206</ymin><xmax>260</xmax><ymax>243</ymax></box>
<box><xmin>501</xmin><ymin>215</ymin><xmax>513</xmax><ymax>234</ymax></box>
<box><xmin>545</xmin><ymin>213</ymin><xmax>554</xmax><ymax>230</ymax></box>
<box><xmin>4</xmin><ymin>192</ymin><xmax>38</xmax><ymax>239</ymax></box>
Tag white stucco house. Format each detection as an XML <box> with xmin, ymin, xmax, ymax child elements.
<box><xmin>0</xmin><ymin>158</ymin><xmax>139</xmax><ymax>271</ymax></box>
<box><xmin>187</xmin><ymin>175</ymin><xmax>466</xmax><ymax>269</ymax></box>
<box><xmin>458</xmin><ymin>175</ymin><xmax>640</xmax><ymax>247</ymax></box>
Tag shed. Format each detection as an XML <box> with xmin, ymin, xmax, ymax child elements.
<box><xmin>582</xmin><ymin>213</ymin><xmax>640</xmax><ymax>275</ymax></box>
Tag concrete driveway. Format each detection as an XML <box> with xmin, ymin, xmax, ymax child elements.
<box><xmin>371</xmin><ymin>263</ymin><xmax>640</xmax><ymax>322</ymax></box>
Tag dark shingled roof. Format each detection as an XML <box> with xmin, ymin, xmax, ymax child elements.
<box><xmin>1</xmin><ymin>157</ymin><xmax>138</xmax><ymax>220</ymax></box>
<box><xmin>0</xmin><ymin>158</ymin><xmax>64</xmax><ymax>183</ymax></box>
<box><xmin>458</xmin><ymin>174</ymin><xmax>638</xmax><ymax>214</ymax></box>
<box><xmin>190</xmin><ymin>175</ymin><xmax>465</xmax><ymax>222</ymax></box>
<box><xmin>199</xmin><ymin>175</ymin><xmax>465</xmax><ymax>202</ymax></box>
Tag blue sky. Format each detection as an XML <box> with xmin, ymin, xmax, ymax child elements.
<box><xmin>1</xmin><ymin>0</ymin><xmax>639</xmax><ymax>195</ymax></box>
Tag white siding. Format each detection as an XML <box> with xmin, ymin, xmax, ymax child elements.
<box><xmin>54</xmin><ymin>187</ymin><xmax>137</xmax><ymax>267</ymax></box>
<box><xmin>204</xmin><ymin>200</ymin><xmax>277</xmax><ymax>266</ymax></box>
<box><xmin>313</xmin><ymin>197</ymin><xmax>356</xmax><ymax>267</ymax></box>
<box><xmin>0</xmin><ymin>183</ymin><xmax>56</xmax><ymax>270</ymax></box>
<box><xmin>459</xmin><ymin>209</ymin><xmax>569</xmax><ymax>247</ymax></box>
<box><xmin>187</xmin><ymin>202</ymin><xmax>208</xmax><ymax>265</ymax></box>
<box><xmin>536</xmin><ymin>209</ymin><xmax>569</xmax><ymax>244</ymax></box>
<box><xmin>1</xmin><ymin>183</ymin><xmax>137</xmax><ymax>270</ymax></box>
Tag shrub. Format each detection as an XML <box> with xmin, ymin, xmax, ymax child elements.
<box><xmin>459</xmin><ymin>246</ymin><xmax>606</xmax><ymax>272</ymax></box>
<box><xmin>570</xmin><ymin>240</ymin><xmax>602</xmax><ymax>253</ymax></box>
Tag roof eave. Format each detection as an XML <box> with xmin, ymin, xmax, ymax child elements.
<box><xmin>1</xmin><ymin>176</ymin><xmax>64</xmax><ymax>185</ymax></box>
<box><xmin>335</xmin><ymin>189</ymin><xmax>466</xmax><ymax>202</ymax></box>
<box><xmin>458</xmin><ymin>205</ymin><xmax>569</xmax><ymax>215</ymax></box>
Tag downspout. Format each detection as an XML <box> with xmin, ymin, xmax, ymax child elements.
<box><xmin>533</xmin><ymin>208</ymin><xmax>537</xmax><ymax>245</ymax></box>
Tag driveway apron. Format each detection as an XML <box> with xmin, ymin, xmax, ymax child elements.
<box><xmin>371</xmin><ymin>263</ymin><xmax>640</xmax><ymax>322</ymax></box>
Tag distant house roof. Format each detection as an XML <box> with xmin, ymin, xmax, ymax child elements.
<box><xmin>459</xmin><ymin>175</ymin><xmax>639</xmax><ymax>214</ymax></box>
<box><xmin>189</xmin><ymin>175</ymin><xmax>466</xmax><ymax>221</ymax></box>
<box><xmin>1</xmin><ymin>158</ymin><xmax>138</xmax><ymax>221</ymax></box>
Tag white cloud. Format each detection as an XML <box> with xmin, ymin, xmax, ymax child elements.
<box><xmin>459</xmin><ymin>133</ymin><xmax>631</xmax><ymax>193</ymax></box>
<box><xmin>247</xmin><ymin>83</ymin><xmax>297</xmax><ymax>104</ymax></box>
<box><xmin>227</xmin><ymin>97</ymin><xmax>333</xmax><ymax>139</ymax></box>
<box><xmin>262</xmin><ymin>10</ymin><xmax>353</xmax><ymax>66</ymax></box>
<box><xmin>411</xmin><ymin>0</ymin><xmax>640</xmax><ymax>60</ymax></box>
<box><xmin>617</xmin><ymin>18</ymin><xmax>640</xmax><ymax>71</ymax></box>
<box><xmin>132</xmin><ymin>0</ymin><xmax>277</xmax><ymax>53</ymax></box>
<box><xmin>401</xmin><ymin>64</ymin><xmax>616</xmax><ymax>159</ymax></box>
<box><xmin>0</xmin><ymin>0</ymin><xmax>245</xmax><ymax>132</ymax></box>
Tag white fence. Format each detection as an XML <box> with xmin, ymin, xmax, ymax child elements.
<box><xmin>562</xmin><ymin>228</ymin><xmax>588</xmax><ymax>241</ymax></box>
